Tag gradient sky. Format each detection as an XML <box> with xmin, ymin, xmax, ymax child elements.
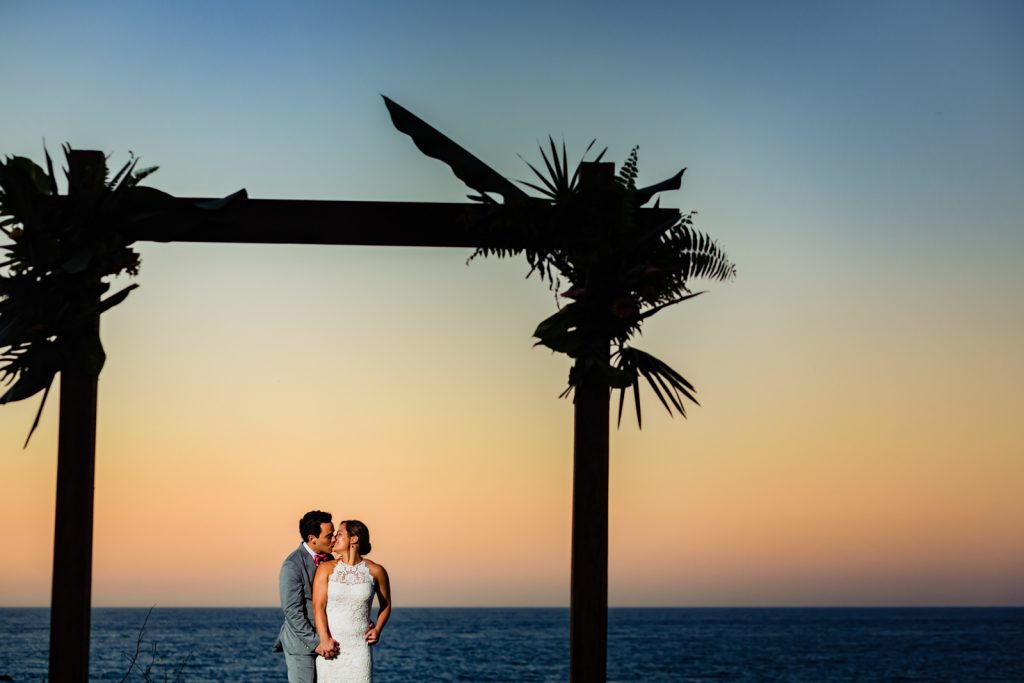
<box><xmin>2</xmin><ymin>1</ymin><xmax>1022</xmax><ymax>607</ymax></box>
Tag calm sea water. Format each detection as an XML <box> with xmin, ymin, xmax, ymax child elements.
<box><xmin>1</xmin><ymin>607</ymin><xmax>1022</xmax><ymax>682</ymax></box>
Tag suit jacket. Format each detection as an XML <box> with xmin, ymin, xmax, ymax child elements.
<box><xmin>273</xmin><ymin>543</ymin><xmax>320</xmax><ymax>656</ymax></box>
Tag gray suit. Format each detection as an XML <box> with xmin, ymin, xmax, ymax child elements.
<box><xmin>274</xmin><ymin>543</ymin><xmax>320</xmax><ymax>683</ymax></box>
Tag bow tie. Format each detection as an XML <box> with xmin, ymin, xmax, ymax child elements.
<box><xmin>314</xmin><ymin>553</ymin><xmax>332</xmax><ymax>566</ymax></box>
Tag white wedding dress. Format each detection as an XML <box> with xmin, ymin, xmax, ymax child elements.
<box><xmin>316</xmin><ymin>560</ymin><xmax>375</xmax><ymax>682</ymax></box>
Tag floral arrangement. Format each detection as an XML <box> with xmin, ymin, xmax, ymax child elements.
<box><xmin>0</xmin><ymin>146</ymin><xmax>243</xmax><ymax>443</ymax></box>
<box><xmin>384</xmin><ymin>97</ymin><xmax>735</xmax><ymax>425</ymax></box>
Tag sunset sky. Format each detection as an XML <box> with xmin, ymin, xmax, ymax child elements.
<box><xmin>2</xmin><ymin>1</ymin><xmax>1022</xmax><ymax>607</ymax></box>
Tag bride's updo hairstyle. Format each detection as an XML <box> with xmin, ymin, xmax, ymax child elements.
<box><xmin>342</xmin><ymin>520</ymin><xmax>372</xmax><ymax>555</ymax></box>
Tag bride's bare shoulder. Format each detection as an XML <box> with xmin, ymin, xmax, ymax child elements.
<box><xmin>314</xmin><ymin>559</ymin><xmax>338</xmax><ymax>576</ymax></box>
<box><xmin>364</xmin><ymin>558</ymin><xmax>387</xmax><ymax>574</ymax></box>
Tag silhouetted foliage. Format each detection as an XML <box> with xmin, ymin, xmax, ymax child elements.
<box><xmin>0</xmin><ymin>145</ymin><xmax>245</xmax><ymax>445</ymax></box>
<box><xmin>385</xmin><ymin>97</ymin><xmax>735</xmax><ymax>426</ymax></box>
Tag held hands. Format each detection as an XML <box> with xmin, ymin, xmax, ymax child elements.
<box><xmin>364</xmin><ymin>621</ymin><xmax>381</xmax><ymax>646</ymax></box>
<box><xmin>315</xmin><ymin>636</ymin><xmax>340</xmax><ymax>659</ymax></box>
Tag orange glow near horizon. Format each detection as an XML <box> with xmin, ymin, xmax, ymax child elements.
<box><xmin>2</xmin><ymin>243</ymin><xmax>1022</xmax><ymax>608</ymax></box>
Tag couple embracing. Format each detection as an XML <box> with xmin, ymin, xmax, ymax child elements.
<box><xmin>275</xmin><ymin>510</ymin><xmax>392</xmax><ymax>683</ymax></box>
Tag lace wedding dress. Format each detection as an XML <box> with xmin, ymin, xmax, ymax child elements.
<box><xmin>316</xmin><ymin>560</ymin><xmax>375</xmax><ymax>682</ymax></box>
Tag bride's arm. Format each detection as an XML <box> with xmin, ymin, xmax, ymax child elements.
<box><xmin>365</xmin><ymin>563</ymin><xmax>391</xmax><ymax>645</ymax></box>
<box><xmin>312</xmin><ymin>563</ymin><xmax>339</xmax><ymax>657</ymax></box>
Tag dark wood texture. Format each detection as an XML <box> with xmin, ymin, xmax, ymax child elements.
<box><xmin>139</xmin><ymin>199</ymin><xmax>501</xmax><ymax>247</ymax></box>
<box><xmin>135</xmin><ymin>198</ymin><xmax>679</xmax><ymax>249</ymax></box>
<box><xmin>569</xmin><ymin>357</ymin><xmax>611</xmax><ymax>682</ymax></box>
<box><xmin>48</xmin><ymin>311</ymin><xmax>100</xmax><ymax>683</ymax></box>
<box><xmin>569</xmin><ymin>161</ymin><xmax>615</xmax><ymax>682</ymax></box>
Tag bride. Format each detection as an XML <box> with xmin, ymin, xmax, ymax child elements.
<box><xmin>312</xmin><ymin>520</ymin><xmax>392</xmax><ymax>683</ymax></box>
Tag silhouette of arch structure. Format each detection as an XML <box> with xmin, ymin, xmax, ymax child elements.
<box><xmin>25</xmin><ymin>104</ymin><xmax>683</xmax><ymax>683</ymax></box>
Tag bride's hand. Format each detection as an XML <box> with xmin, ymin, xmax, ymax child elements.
<box><xmin>316</xmin><ymin>636</ymin><xmax>339</xmax><ymax>658</ymax></box>
<box><xmin>364</xmin><ymin>623</ymin><xmax>381</xmax><ymax>645</ymax></box>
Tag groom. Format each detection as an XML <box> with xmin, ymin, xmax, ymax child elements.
<box><xmin>274</xmin><ymin>510</ymin><xmax>340</xmax><ymax>683</ymax></box>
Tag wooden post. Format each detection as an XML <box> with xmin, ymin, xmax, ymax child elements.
<box><xmin>569</xmin><ymin>161</ymin><xmax>615</xmax><ymax>682</ymax></box>
<box><xmin>48</xmin><ymin>303</ymin><xmax>100</xmax><ymax>682</ymax></box>
<box><xmin>570</xmin><ymin>357</ymin><xmax>610</xmax><ymax>682</ymax></box>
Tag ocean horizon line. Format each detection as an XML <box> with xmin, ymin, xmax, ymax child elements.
<box><xmin>4</xmin><ymin>604</ymin><xmax>1022</xmax><ymax>610</ymax></box>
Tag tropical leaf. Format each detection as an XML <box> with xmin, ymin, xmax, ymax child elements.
<box><xmin>613</xmin><ymin>346</ymin><xmax>699</xmax><ymax>426</ymax></box>
<box><xmin>44</xmin><ymin>147</ymin><xmax>58</xmax><ymax>195</ymax></box>
<box><xmin>533</xmin><ymin>303</ymin><xmax>585</xmax><ymax>355</ymax></box>
<box><xmin>517</xmin><ymin>138</ymin><xmax>606</xmax><ymax>202</ymax></box>
<box><xmin>616</xmin><ymin>146</ymin><xmax>638</xmax><ymax>191</ymax></box>
<box><xmin>516</xmin><ymin>153</ymin><xmax>559</xmax><ymax>197</ymax></box>
<box><xmin>131</xmin><ymin>165</ymin><xmax>159</xmax><ymax>185</ymax></box>
<box><xmin>1</xmin><ymin>145</ymin><xmax>247</xmax><ymax>445</ymax></box>
<box><xmin>8</xmin><ymin>156</ymin><xmax>53</xmax><ymax>196</ymax></box>
<box><xmin>636</xmin><ymin>291</ymin><xmax>705</xmax><ymax>322</ymax></box>
<box><xmin>107</xmin><ymin>157</ymin><xmax>137</xmax><ymax>192</ymax></box>
<box><xmin>23</xmin><ymin>381</ymin><xmax>51</xmax><ymax>448</ymax></box>
<box><xmin>95</xmin><ymin>284</ymin><xmax>139</xmax><ymax>315</ymax></box>
<box><xmin>0</xmin><ymin>310</ymin><xmax>30</xmax><ymax>348</ymax></box>
<box><xmin>568</xmin><ymin>140</ymin><xmax>600</xmax><ymax>189</ymax></box>
<box><xmin>383</xmin><ymin>96</ymin><xmax>527</xmax><ymax>202</ymax></box>
<box><xmin>636</xmin><ymin>168</ymin><xmax>685</xmax><ymax>207</ymax></box>
<box><xmin>661</xmin><ymin>221</ymin><xmax>736</xmax><ymax>283</ymax></box>
<box><xmin>195</xmin><ymin>188</ymin><xmax>247</xmax><ymax>211</ymax></box>
<box><xmin>0</xmin><ymin>344</ymin><xmax>59</xmax><ymax>404</ymax></box>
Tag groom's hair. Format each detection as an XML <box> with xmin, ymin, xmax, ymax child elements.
<box><xmin>299</xmin><ymin>510</ymin><xmax>332</xmax><ymax>542</ymax></box>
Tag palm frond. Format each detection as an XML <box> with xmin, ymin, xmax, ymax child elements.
<box><xmin>43</xmin><ymin>146</ymin><xmax>58</xmax><ymax>195</ymax></box>
<box><xmin>519</xmin><ymin>138</ymin><xmax>605</xmax><ymax>201</ymax></box>
<box><xmin>657</xmin><ymin>220</ymin><xmax>736</xmax><ymax>284</ymax></box>
<box><xmin>107</xmin><ymin>156</ymin><xmax>137</xmax><ymax>191</ymax></box>
<box><xmin>613</xmin><ymin>346</ymin><xmax>699</xmax><ymax>427</ymax></box>
<box><xmin>568</xmin><ymin>139</ymin><xmax>597</xmax><ymax>190</ymax></box>
<box><xmin>548</xmin><ymin>136</ymin><xmax>565</xmax><ymax>191</ymax></box>
<box><xmin>538</xmin><ymin>142</ymin><xmax>561</xmax><ymax>194</ymax></box>
<box><xmin>616</xmin><ymin>146</ymin><xmax>639</xmax><ymax>191</ymax></box>
<box><xmin>516</xmin><ymin>153</ymin><xmax>558</xmax><ymax>198</ymax></box>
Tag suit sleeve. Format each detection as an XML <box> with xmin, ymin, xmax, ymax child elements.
<box><xmin>279</xmin><ymin>559</ymin><xmax>319</xmax><ymax>652</ymax></box>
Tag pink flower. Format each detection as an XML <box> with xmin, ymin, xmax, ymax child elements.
<box><xmin>639</xmin><ymin>284</ymin><xmax>660</xmax><ymax>302</ymax></box>
<box><xmin>610</xmin><ymin>296</ymin><xmax>639</xmax><ymax>319</ymax></box>
<box><xmin>561</xmin><ymin>286</ymin><xmax>586</xmax><ymax>299</ymax></box>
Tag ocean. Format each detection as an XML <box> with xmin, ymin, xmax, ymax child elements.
<box><xmin>1</xmin><ymin>607</ymin><xmax>1022</xmax><ymax>682</ymax></box>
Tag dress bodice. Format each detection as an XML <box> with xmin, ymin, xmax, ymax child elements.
<box><xmin>325</xmin><ymin>560</ymin><xmax>376</xmax><ymax>636</ymax></box>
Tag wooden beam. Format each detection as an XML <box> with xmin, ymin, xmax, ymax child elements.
<box><xmin>135</xmin><ymin>198</ymin><xmax>680</xmax><ymax>249</ymax></box>
<box><xmin>138</xmin><ymin>200</ymin><xmax>498</xmax><ymax>247</ymax></box>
